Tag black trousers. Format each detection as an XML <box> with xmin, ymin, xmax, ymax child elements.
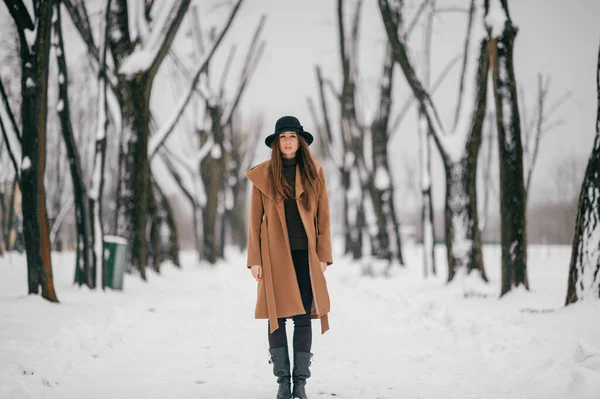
<box><xmin>268</xmin><ymin>250</ymin><xmax>313</xmax><ymax>353</ymax></box>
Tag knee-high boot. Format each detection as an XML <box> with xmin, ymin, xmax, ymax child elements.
<box><xmin>291</xmin><ymin>351</ymin><xmax>312</xmax><ymax>399</ymax></box>
<box><xmin>269</xmin><ymin>347</ymin><xmax>292</xmax><ymax>399</ymax></box>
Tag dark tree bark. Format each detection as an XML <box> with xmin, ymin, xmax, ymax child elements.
<box><xmin>53</xmin><ymin>3</ymin><xmax>95</xmax><ymax>288</ymax></box>
<box><xmin>160</xmin><ymin>187</ymin><xmax>181</xmax><ymax>268</ymax></box>
<box><xmin>370</xmin><ymin>44</ymin><xmax>404</xmax><ymax>265</ymax></box>
<box><xmin>485</xmin><ymin>0</ymin><xmax>529</xmax><ymax>296</ymax></box>
<box><xmin>5</xmin><ymin>179</ymin><xmax>18</xmax><ymax>251</ymax></box>
<box><xmin>201</xmin><ymin>105</ymin><xmax>225</xmax><ymax>264</ymax></box>
<box><xmin>5</xmin><ymin>0</ymin><xmax>59</xmax><ymax>301</ymax></box>
<box><xmin>565</xmin><ymin>44</ymin><xmax>600</xmax><ymax>305</ymax></box>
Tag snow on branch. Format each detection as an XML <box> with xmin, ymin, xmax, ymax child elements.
<box><xmin>484</xmin><ymin>0</ymin><xmax>508</xmax><ymax>37</ymax></box>
<box><xmin>147</xmin><ymin>0</ymin><xmax>244</xmax><ymax>158</ymax></box>
<box><xmin>119</xmin><ymin>0</ymin><xmax>192</xmax><ymax>77</ymax></box>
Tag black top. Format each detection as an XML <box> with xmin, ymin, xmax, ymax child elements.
<box><xmin>282</xmin><ymin>157</ymin><xmax>308</xmax><ymax>250</ymax></box>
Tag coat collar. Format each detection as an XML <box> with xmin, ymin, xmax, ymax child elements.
<box><xmin>245</xmin><ymin>159</ymin><xmax>305</xmax><ymax>200</ymax></box>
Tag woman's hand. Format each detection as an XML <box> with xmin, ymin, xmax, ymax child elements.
<box><xmin>320</xmin><ymin>261</ymin><xmax>327</xmax><ymax>273</ymax></box>
<box><xmin>250</xmin><ymin>265</ymin><xmax>262</xmax><ymax>282</ymax></box>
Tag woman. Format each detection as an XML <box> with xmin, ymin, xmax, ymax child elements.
<box><xmin>245</xmin><ymin>115</ymin><xmax>333</xmax><ymax>399</ymax></box>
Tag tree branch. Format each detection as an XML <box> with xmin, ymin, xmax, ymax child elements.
<box><xmin>378</xmin><ymin>0</ymin><xmax>446</xmax><ymax>153</ymax></box>
<box><xmin>315</xmin><ymin>65</ymin><xmax>338</xmax><ymax>160</ymax></box>
<box><xmin>148</xmin><ymin>0</ymin><xmax>244</xmax><ymax>158</ymax></box>
<box><xmin>0</xmin><ymin>78</ymin><xmax>21</xmax><ymax>177</ymax></box>
<box><xmin>63</xmin><ymin>0</ymin><xmax>99</xmax><ymax>62</ymax></box>
<box><xmin>389</xmin><ymin>54</ymin><xmax>461</xmax><ymax>138</ymax></box>
<box><xmin>148</xmin><ymin>0</ymin><xmax>194</xmax><ymax>80</ymax></box>
<box><xmin>3</xmin><ymin>0</ymin><xmax>34</xmax><ymax>32</ymax></box>
<box><xmin>222</xmin><ymin>40</ymin><xmax>265</xmax><ymax>127</ymax></box>
<box><xmin>452</xmin><ymin>0</ymin><xmax>475</xmax><ymax>130</ymax></box>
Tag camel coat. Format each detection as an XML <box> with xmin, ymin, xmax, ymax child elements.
<box><xmin>245</xmin><ymin>160</ymin><xmax>333</xmax><ymax>334</ymax></box>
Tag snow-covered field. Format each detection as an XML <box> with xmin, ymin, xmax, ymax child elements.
<box><xmin>1</xmin><ymin>244</ymin><xmax>599</xmax><ymax>399</ymax></box>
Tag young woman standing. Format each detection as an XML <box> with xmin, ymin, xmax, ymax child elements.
<box><xmin>245</xmin><ymin>116</ymin><xmax>333</xmax><ymax>399</ymax></box>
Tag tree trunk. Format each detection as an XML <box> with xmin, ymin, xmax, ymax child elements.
<box><xmin>147</xmin><ymin>178</ymin><xmax>180</xmax><ymax>271</ymax></box>
<box><xmin>418</xmin><ymin>0</ymin><xmax>436</xmax><ymax>277</ymax></box>
<box><xmin>201</xmin><ymin>106</ymin><xmax>225</xmax><ymax>264</ymax></box>
<box><xmin>148</xmin><ymin>181</ymin><xmax>163</xmax><ymax>273</ymax></box>
<box><xmin>19</xmin><ymin>1</ymin><xmax>59</xmax><ymax>301</ymax></box>
<box><xmin>120</xmin><ymin>77</ymin><xmax>152</xmax><ymax>279</ymax></box>
<box><xmin>54</xmin><ymin>4</ymin><xmax>95</xmax><ymax>288</ymax></box>
<box><xmin>565</xmin><ymin>45</ymin><xmax>600</xmax><ymax>304</ymax></box>
<box><xmin>5</xmin><ymin>179</ymin><xmax>18</xmax><ymax>251</ymax></box>
<box><xmin>161</xmin><ymin>191</ymin><xmax>181</xmax><ymax>267</ymax></box>
<box><xmin>418</xmin><ymin>109</ymin><xmax>436</xmax><ymax>277</ymax></box>
<box><xmin>486</xmin><ymin>2</ymin><xmax>529</xmax><ymax>296</ymax></box>
<box><xmin>0</xmin><ymin>186</ymin><xmax>5</xmax><ymax>256</ymax></box>
<box><xmin>444</xmin><ymin>156</ymin><xmax>487</xmax><ymax>282</ymax></box>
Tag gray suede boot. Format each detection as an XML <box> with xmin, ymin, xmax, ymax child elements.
<box><xmin>269</xmin><ymin>347</ymin><xmax>292</xmax><ymax>399</ymax></box>
<box><xmin>292</xmin><ymin>352</ymin><xmax>313</xmax><ymax>399</ymax></box>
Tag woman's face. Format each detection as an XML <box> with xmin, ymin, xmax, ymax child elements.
<box><xmin>278</xmin><ymin>131</ymin><xmax>299</xmax><ymax>158</ymax></box>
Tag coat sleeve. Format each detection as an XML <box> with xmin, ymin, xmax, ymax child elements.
<box><xmin>316</xmin><ymin>166</ymin><xmax>333</xmax><ymax>265</ymax></box>
<box><xmin>247</xmin><ymin>184</ymin><xmax>264</xmax><ymax>268</ymax></box>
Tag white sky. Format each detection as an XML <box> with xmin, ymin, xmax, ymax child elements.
<box><xmin>1</xmin><ymin>0</ymin><xmax>599</xmax><ymax>212</ymax></box>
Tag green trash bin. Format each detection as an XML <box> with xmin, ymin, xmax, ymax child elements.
<box><xmin>103</xmin><ymin>235</ymin><xmax>128</xmax><ymax>290</ymax></box>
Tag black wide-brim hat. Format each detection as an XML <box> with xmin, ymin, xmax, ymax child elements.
<box><xmin>265</xmin><ymin>115</ymin><xmax>314</xmax><ymax>148</ymax></box>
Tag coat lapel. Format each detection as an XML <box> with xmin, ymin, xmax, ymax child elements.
<box><xmin>245</xmin><ymin>160</ymin><xmax>289</xmax><ymax>236</ymax></box>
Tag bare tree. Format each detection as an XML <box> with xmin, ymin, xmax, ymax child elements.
<box><xmin>64</xmin><ymin>0</ymin><xmax>244</xmax><ymax>276</ymax></box>
<box><xmin>485</xmin><ymin>0</ymin><xmax>529</xmax><ymax>296</ymax></box>
<box><xmin>566</xmin><ymin>43</ymin><xmax>600</xmax><ymax>304</ymax></box>
<box><xmin>520</xmin><ymin>73</ymin><xmax>571</xmax><ymax>203</ymax></box>
<box><xmin>313</xmin><ymin>0</ymin><xmax>406</xmax><ymax>265</ymax></box>
<box><xmin>1</xmin><ymin>0</ymin><xmax>58</xmax><ymax>301</ymax></box>
<box><xmin>379</xmin><ymin>0</ymin><xmax>489</xmax><ymax>283</ymax></box>
<box><xmin>152</xmin><ymin>3</ymin><xmax>262</xmax><ymax>264</ymax></box>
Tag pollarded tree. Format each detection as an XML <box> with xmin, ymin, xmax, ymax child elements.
<box><xmin>379</xmin><ymin>0</ymin><xmax>489</xmax><ymax>283</ymax></box>
<box><xmin>565</xmin><ymin>43</ymin><xmax>600</xmax><ymax>304</ymax></box>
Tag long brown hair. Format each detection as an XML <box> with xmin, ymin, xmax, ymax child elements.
<box><xmin>269</xmin><ymin>135</ymin><xmax>320</xmax><ymax>209</ymax></box>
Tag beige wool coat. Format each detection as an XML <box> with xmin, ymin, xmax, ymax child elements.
<box><xmin>245</xmin><ymin>159</ymin><xmax>333</xmax><ymax>334</ymax></box>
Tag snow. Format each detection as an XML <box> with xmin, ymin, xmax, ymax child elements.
<box><xmin>58</xmin><ymin>74</ymin><xmax>64</xmax><ymax>84</ymax></box>
<box><xmin>118</xmin><ymin>49</ymin><xmax>155</xmax><ymax>76</ymax></box>
<box><xmin>118</xmin><ymin>1</ymin><xmax>188</xmax><ymax>76</ymax></box>
<box><xmin>25</xmin><ymin>77</ymin><xmax>35</xmax><ymax>88</ymax></box>
<box><xmin>210</xmin><ymin>144</ymin><xmax>222</xmax><ymax>159</ymax></box>
<box><xmin>127</xmin><ymin>0</ymin><xmax>141</xmax><ymax>43</ymax></box>
<box><xmin>21</xmin><ymin>156</ymin><xmax>31</xmax><ymax>170</ymax></box>
<box><xmin>1</xmin><ymin>245</ymin><xmax>599</xmax><ymax>398</ymax></box>
<box><xmin>103</xmin><ymin>235</ymin><xmax>128</xmax><ymax>246</ymax></box>
<box><xmin>374</xmin><ymin>166</ymin><xmax>390</xmax><ymax>190</ymax></box>
<box><xmin>485</xmin><ymin>0</ymin><xmax>507</xmax><ymax>38</ymax></box>
<box><xmin>56</xmin><ymin>99</ymin><xmax>64</xmax><ymax>112</ymax></box>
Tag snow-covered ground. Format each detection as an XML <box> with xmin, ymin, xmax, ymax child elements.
<box><xmin>1</xmin><ymin>244</ymin><xmax>599</xmax><ymax>399</ymax></box>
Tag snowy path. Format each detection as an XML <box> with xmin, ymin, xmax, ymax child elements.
<box><xmin>1</xmin><ymin>246</ymin><xmax>600</xmax><ymax>399</ymax></box>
